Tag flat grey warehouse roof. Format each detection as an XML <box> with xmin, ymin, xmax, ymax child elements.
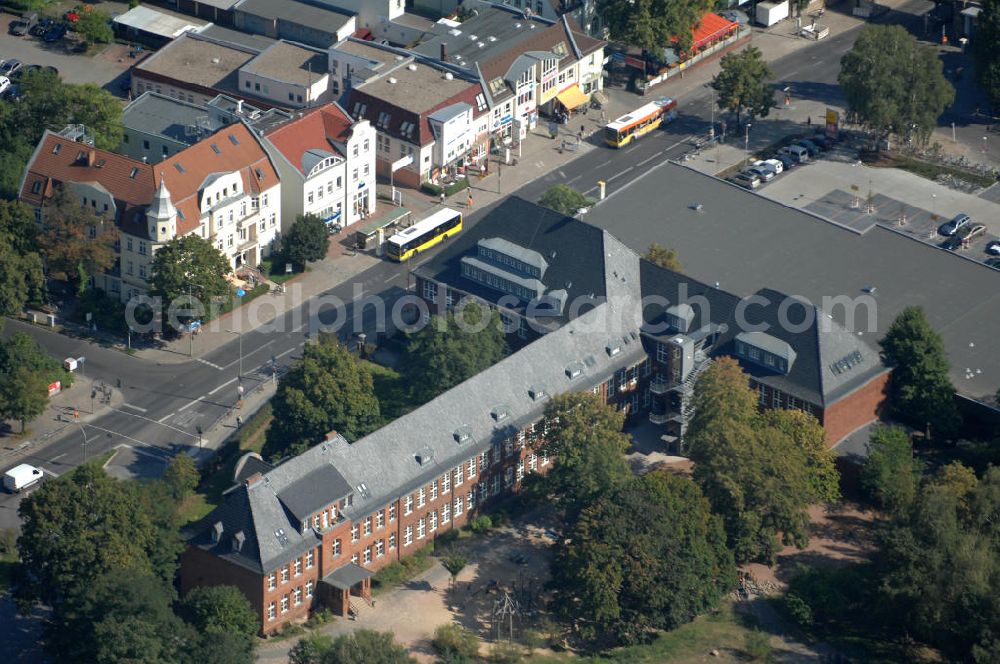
<box><xmin>583</xmin><ymin>161</ymin><xmax>1000</xmax><ymax>401</ymax></box>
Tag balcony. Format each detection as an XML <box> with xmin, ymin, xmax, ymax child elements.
<box><xmin>649</xmin><ymin>411</ymin><xmax>673</xmax><ymax>425</ymax></box>
<box><xmin>649</xmin><ymin>376</ymin><xmax>672</xmax><ymax>395</ymax></box>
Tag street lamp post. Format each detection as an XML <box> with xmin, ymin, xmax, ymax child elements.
<box><xmin>77</xmin><ymin>422</ymin><xmax>90</xmax><ymax>462</ymax></box>
<box><xmin>226</xmin><ymin>328</ymin><xmax>244</xmax><ymax>381</ymax></box>
<box><xmin>744</xmin><ymin>123</ymin><xmax>752</xmax><ymax>168</ymax></box>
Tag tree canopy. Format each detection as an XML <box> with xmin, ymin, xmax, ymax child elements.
<box><xmin>643</xmin><ymin>242</ymin><xmax>683</xmax><ymax>273</ymax></box>
<box><xmin>551</xmin><ymin>471</ymin><xmax>734</xmax><ymax>644</ymax></box>
<box><xmin>711</xmin><ymin>45</ymin><xmax>775</xmax><ymax>124</ymax></box>
<box><xmin>149</xmin><ymin>234</ymin><xmax>233</xmax><ymax>324</ymax></box>
<box><xmin>289</xmin><ymin>629</ymin><xmax>416</xmax><ymax>664</ymax></box>
<box><xmin>540</xmin><ymin>392</ymin><xmax>632</xmax><ymax>522</ymax></box>
<box><xmin>179</xmin><ymin>585</ymin><xmax>260</xmax><ymax>641</ymax></box>
<box><xmin>686</xmin><ymin>357</ymin><xmax>840</xmax><ymax>563</ymax></box>
<box><xmin>537</xmin><ymin>184</ymin><xmax>593</xmax><ymax>217</ymax></box>
<box><xmin>264</xmin><ymin>335</ymin><xmax>381</xmax><ymax>460</ymax></box>
<box><xmin>974</xmin><ymin>0</ymin><xmax>1000</xmax><ymax>112</ymax></box>
<box><xmin>74</xmin><ymin>8</ymin><xmax>114</xmax><ymax>45</ymax></box>
<box><xmin>36</xmin><ymin>188</ymin><xmax>117</xmax><ymax>289</ymax></box>
<box><xmin>598</xmin><ymin>0</ymin><xmax>713</xmax><ymax>53</ymax></box>
<box><xmin>860</xmin><ymin>425</ymin><xmax>920</xmax><ymax>515</ymax></box>
<box><xmin>0</xmin><ymin>200</ymin><xmax>45</xmax><ymax>316</ymax></box>
<box><xmin>0</xmin><ymin>332</ymin><xmax>70</xmax><ymax>431</ymax></box>
<box><xmin>838</xmin><ymin>25</ymin><xmax>954</xmax><ymax>145</ymax></box>
<box><xmin>404</xmin><ymin>302</ymin><xmax>506</xmax><ymax>403</ymax></box>
<box><xmin>283</xmin><ymin>213</ymin><xmax>330</xmax><ymax>270</ymax></box>
<box><xmin>879</xmin><ymin>306</ymin><xmax>960</xmax><ymax>438</ymax></box>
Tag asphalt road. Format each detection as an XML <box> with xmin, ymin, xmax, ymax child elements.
<box><xmin>0</xmin><ymin>3</ymin><xmax>916</xmax><ymax>526</ymax></box>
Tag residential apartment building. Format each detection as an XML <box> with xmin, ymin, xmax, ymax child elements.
<box><xmin>19</xmin><ymin>124</ymin><xmax>281</xmax><ymax>301</ymax></box>
<box><xmin>261</xmin><ymin>103</ymin><xmax>377</xmax><ymax>230</ymax></box>
<box><xmin>344</xmin><ymin>60</ymin><xmax>488</xmax><ymax>188</ymax></box>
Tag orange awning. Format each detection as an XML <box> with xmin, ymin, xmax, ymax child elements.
<box><xmin>691</xmin><ymin>13</ymin><xmax>738</xmax><ymax>50</ymax></box>
<box><xmin>556</xmin><ymin>85</ymin><xmax>589</xmax><ymax>110</ymax></box>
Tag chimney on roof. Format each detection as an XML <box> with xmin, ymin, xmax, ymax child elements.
<box><xmin>236</xmin><ymin>99</ymin><xmax>243</xmax><ymax>114</ymax></box>
<box><xmin>245</xmin><ymin>472</ymin><xmax>263</xmax><ymax>487</ymax></box>
<box><xmin>232</xmin><ymin>531</ymin><xmax>246</xmax><ymax>552</ymax></box>
<box><xmin>324</xmin><ymin>430</ymin><xmax>339</xmax><ymax>442</ymax></box>
<box><xmin>87</xmin><ymin>151</ymin><xmax>96</xmax><ymax>167</ymax></box>
<box><xmin>440</xmin><ymin>43</ymin><xmax>448</xmax><ymax>62</ymax></box>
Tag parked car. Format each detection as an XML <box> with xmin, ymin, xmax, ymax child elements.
<box><xmin>1</xmin><ymin>59</ymin><xmax>22</xmax><ymax>76</ymax></box>
<box><xmin>731</xmin><ymin>172</ymin><xmax>760</xmax><ymax>189</ymax></box>
<box><xmin>942</xmin><ymin>224</ymin><xmax>984</xmax><ymax>250</ymax></box>
<box><xmin>939</xmin><ymin>213</ymin><xmax>971</xmax><ymax>236</ymax></box>
<box><xmin>763</xmin><ymin>158</ymin><xmax>784</xmax><ymax>175</ymax></box>
<box><xmin>30</xmin><ymin>17</ymin><xmax>52</xmax><ymax>37</ymax></box>
<box><xmin>747</xmin><ymin>161</ymin><xmax>778</xmax><ymax>182</ymax></box>
<box><xmin>9</xmin><ymin>13</ymin><xmax>37</xmax><ymax>36</ymax></box>
<box><xmin>748</xmin><ymin>164</ymin><xmax>775</xmax><ymax>181</ymax></box>
<box><xmin>986</xmin><ymin>257</ymin><xmax>1000</xmax><ymax>269</ymax></box>
<box><xmin>0</xmin><ymin>76</ymin><xmax>11</xmax><ymax>96</ymax></box>
<box><xmin>986</xmin><ymin>240</ymin><xmax>1000</xmax><ymax>255</ymax></box>
<box><xmin>779</xmin><ymin>144</ymin><xmax>809</xmax><ymax>163</ymax></box>
<box><xmin>775</xmin><ymin>153</ymin><xmax>796</xmax><ymax>170</ymax></box>
<box><xmin>809</xmin><ymin>134</ymin><xmax>831</xmax><ymax>149</ymax></box>
<box><xmin>719</xmin><ymin>9</ymin><xmax>750</xmax><ymax>25</ymax></box>
<box><xmin>43</xmin><ymin>22</ymin><xmax>67</xmax><ymax>43</ymax></box>
<box><xmin>796</xmin><ymin>139</ymin><xmax>822</xmax><ymax>156</ymax></box>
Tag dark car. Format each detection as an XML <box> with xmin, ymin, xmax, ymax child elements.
<box><xmin>796</xmin><ymin>139</ymin><xmax>822</xmax><ymax>156</ymax></box>
<box><xmin>30</xmin><ymin>17</ymin><xmax>52</xmax><ymax>37</ymax></box>
<box><xmin>1</xmin><ymin>59</ymin><xmax>22</xmax><ymax>77</ymax></box>
<box><xmin>9</xmin><ymin>13</ymin><xmax>37</xmax><ymax>36</ymax></box>
<box><xmin>42</xmin><ymin>23</ymin><xmax>67</xmax><ymax>43</ymax></box>
<box><xmin>939</xmin><ymin>213</ymin><xmax>971</xmax><ymax>236</ymax></box>
<box><xmin>986</xmin><ymin>257</ymin><xmax>1000</xmax><ymax>269</ymax></box>
<box><xmin>809</xmin><ymin>134</ymin><xmax>831</xmax><ymax>149</ymax></box>
<box><xmin>775</xmin><ymin>153</ymin><xmax>796</xmax><ymax>170</ymax></box>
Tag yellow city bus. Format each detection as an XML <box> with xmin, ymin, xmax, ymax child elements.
<box><xmin>386</xmin><ymin>207</ymin><xmax>463</xmax><ymax>261</ymax></box>
<box><xmin>604</xmin><ymin>97</ymin><xmax>677</xmax><ymax>148</ymax></box>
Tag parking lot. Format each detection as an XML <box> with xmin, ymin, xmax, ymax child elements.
<box><xmin>757</xmin><ymin>151</ymin><xmax>1000</xmax><ymax>270</ymax></box>
<box><xmin>0</xmin><ymin>11</ymin><xmax>132</xmax><ymax>91</ymax></box>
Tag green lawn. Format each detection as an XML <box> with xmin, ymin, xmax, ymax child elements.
<box><xmin>259</xmin><ymin>257</ymin><xmax>303</xmax><ymax>284</ymax></box>
<box><xmin>527</xmin><ymin>602</ymin><xmax>762</xmax><ymax>664</ymax></box>
<box><xmin>0</xmin><ymin>549</ymin><xmax>17</xmax><ymax>593</ymax></box>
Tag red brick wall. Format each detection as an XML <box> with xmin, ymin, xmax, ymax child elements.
<box><xmin>820</xmin><ymin>371</ymin><xmax>890</xmax><ymax>447</ymax></box>
<box><xmin>180</xmin><ymin>546</ymin><xmax>267</xmax><ymax>631</ymax></box>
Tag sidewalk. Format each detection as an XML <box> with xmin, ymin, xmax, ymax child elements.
<box><xmin>0</xmin><ymin>375</ymin><xmax>123</xmax><ymax>472</ymax></box>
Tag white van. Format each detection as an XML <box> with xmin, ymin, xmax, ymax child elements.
<box><xmin>779</xmin><ymin>144</ymin><xmax>809</xmax><ymax>163</ymax></box>
<box><xmin>3</xmin><ymin>464</ymin><xmax>43</xmax><ymax>493</ymax></box>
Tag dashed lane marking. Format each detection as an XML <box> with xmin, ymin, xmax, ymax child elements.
<box><xmin>195</xmin><ymin>357</ymin><xmax>223</xmax><ymax>370</ymax></box>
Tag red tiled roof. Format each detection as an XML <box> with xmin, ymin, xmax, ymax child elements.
<box><xmin>21</xmin><ymin>123</ymin><xmax>278</xmax><ymax>238</ymax></box>
<box><xmin>691</xmin><ymin>13</ymin><xmax>738</xmax><ymax>51</ymax></box>
<box><xmin>265</xmin><ymin>104</ymin><xmax>354</xmax><ymax>175</ymax></box>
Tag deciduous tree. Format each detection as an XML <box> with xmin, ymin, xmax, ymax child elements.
<box><xmin>36</xmin><ymin>188</ymin><xmax>117</xmax><ymax>289</ymax></box>
<box><xmin>551</xmin><ymin>471</ymin><xmax>734</xmax><ymax>643</ymax></box>
<box><xmin>0</xmin><ymin>366</ymin><xmax>48</xmax><ymax>432</ymax></box>
<box><xmin>74</xmin><ymin>8</ymin><xmax>114</xmax><ymax>45</ymax></box>
<box><xmin>294</xmin><ymin>629</ymin><xmax>416</xmax><ymax>664</ymax></box>
<box><xmin>179</xmin><ymin>585</ymin><xmax>259</xmax><ymax>641</ymax></box>
<box><xmin>643</xmin><ymin>242</ymin><xmax>683</xmax><ymax>272</ymax></box>
<box><xmin>860</xmin><ymin>425</ymin><xmax>920</xmax><ymax>514</ymax></box>
<box><xmin>163</xmin><ymin>453</ymin><xmax>200</xmax><ymax>500</ymax></box>
<box><xmin>879</xmin><ymin>306</ymin><xmax>961</xmax><ymax>438</ymax></box>
<box><xmin>598</xmin><ymin>0</ymin><xmax>712</xmax><ymax>53</ymax></box>
<box><xmin>838</xmin><ymin>25</ymin><xmax>954</xmax><ymax>146</ymax></box>
<box><xmin>404</xmin><ymin>302</ymin><xmax>506</xmax><ymax>403</ymax></box>
<box><xmin>282</xmin><ymin>213</ymin><xmax>330</xmax><ymax>270</ymax></box>
<box><xmin>540</xmin><ymin>392</ymin><xmax>632</xmax><ymax>522</ymax></box>
<box><xmin>537</xmin><ymin>184</ymin><xmax>593</xmax><ymax>217</ymax></box>
<box><xmin>264</xmin><ymin>335</ymin><xmax>380</xmax><ymax>460</ymax></box>
<box><xmin>687</xmin><ymin>358</ymin><xmax>837</xmax><ymax>563</ymax></box>
<box><xmin>149</xmin><ymin>235</ymin><xmax>232</xmax><ymax>323</ymax></box>
<box><xmin>975</xmin><ymin>0</ymin><xmax>1000</xmax><ymax>112</ymax></box>
<box><xmin>711</xmin><ymin>46</ymin><xmax>775</xmax><ymax>124</ymax></box>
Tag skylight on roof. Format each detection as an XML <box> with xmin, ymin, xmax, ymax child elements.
<box><xmin>255</xmin><ymin>167</ymin><xmax>264</xmax><ymax>179</ymax></box>
<box><xmin>52</xmin><ymin>143</ymin><xmax>61</xmax><ymax>155</ymax></box>
<box><xmin>228</xmin><ymin>134</ymin><xmax>240</xmax><ymax>145</ymax></box>
<box><xmin>174</xmin><ymin>163</ymin><xmax>185</xmax><ymax>174</ymax></box>
<box><xmin>211</xmin><ymin>143</ymin><xmax>221</xmax><ymax>154</ymax></box>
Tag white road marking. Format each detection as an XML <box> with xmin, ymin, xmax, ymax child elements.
<box><xmin>114</xmin><ymin>408</ymin><xmax>198</xmax><ymax>439</ymax></box>
<box><xmin>177</xmin><ymin>399</ymin><xmax>200</xmax><ymax>412</ymax></box>
<box><xmin>276</xmin><ymin>347</ymin><xmax>295</xmax><ymax>359</ymax></box>
<box><xmin>637</xmin><ymin>151</ymin><xmax>664</xmax><ymax>168</ymax></box>
<box><xmin>157</xmin><ymin>413</ymin><xmax>174</xmax><ymax>423</ymax></box>
<box><xmin>608</xmin><ymin>166</ymin><xmax>635</xmax><ymax>182</ymax></box>
<box><xmin>383</xmin><ymin>273</ymin><xmax>400</xmax><ymax>284</ymax></box>
<box><xmin>121</xmin><ymin>402</ymin><xmax>148</xmax><ymax>413</ymax></box>
<box><xmin>208</xmin><ymin>377</ymin><xmax>237</xmax><ymax>395</ymax></box>
<box><xmin>292</xmin><ymin>323</ymin><xmax>307</xmax><ymax>333</ymax></box>
<box><xmin>195</xmin><ymin>357</ymin><xmax>223</xmax><ymax>370</ymax></box>
<box><xmin>566</xmin><ymin>174</ymin><xmax>582</xmax><ymax>184</ymax></box>
<box><xmin>49</xmin><ymin>453</ymin><xmax>66</xmax><ymax>462</ymax></box>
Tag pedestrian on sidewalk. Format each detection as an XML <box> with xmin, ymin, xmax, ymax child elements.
<box><xmin>466</xmin><ymin>192</ymin><xmax>474</xmax><ymax>209</ymax></box>
<box><xmin>807</xmin><ymin>116</ymin><xmax>812</xmax><ymax>126</ymax></box>
<box><xmin>236</xmin><ymin>415</ymin><xmax>243</xmax><ymax>428</ymax></box>
<box><xmin>439</xmin><ymin>191</ymin><xmax>446</xmax><ymax>205</ymax></box>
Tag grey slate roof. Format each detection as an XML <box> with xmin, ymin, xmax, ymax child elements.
<box><xmin>277</xmin><ymin>465</ymin><xmax>352</xmax><ymax>523</ymax></box>
<box><xmin>322</xmin><ymin>563</ymin><xmax>373</xmax><ymax>590</ymax></box>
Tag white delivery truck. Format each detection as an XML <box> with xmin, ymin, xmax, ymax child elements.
<box><xmin>3</xmin><ymin>464</ymin><xmax>44</xmax><ymax>493</ymax></box>
<box><xmin>756</xmin><ymin>0</ymin><xmax>790</xmax><ymax>27</ymax></box>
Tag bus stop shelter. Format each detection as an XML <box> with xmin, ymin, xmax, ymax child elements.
<box><xmin>354</xmin><ymin>207</ymin><xmax>411</xmax><ymax>251</ymax></box>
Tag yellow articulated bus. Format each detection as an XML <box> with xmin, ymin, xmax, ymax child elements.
<box><xmin>604</xmin><ymin>97</ymin><xmax>677</xmax><ymax>148</ymax></box>
<box><xmin>386</xmin><ymin>207</ymin><xmax>463</xmax><ymax>261</ymax></box>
